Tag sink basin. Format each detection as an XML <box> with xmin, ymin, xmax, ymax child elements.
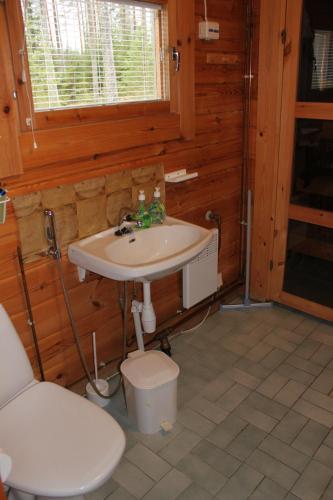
<box><xmin>68</xmin><ymin>217</ymin><xmax>213</xmax><ymax>282</ymax></box>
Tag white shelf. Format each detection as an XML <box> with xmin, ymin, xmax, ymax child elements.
<box><xmin>165</xmin><ymin>169</ymin><xmax>198</xmax><ymax>183</ymax></box>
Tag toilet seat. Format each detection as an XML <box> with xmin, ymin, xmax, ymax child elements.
<box><xmin>0</xmin><ymin>382</ymin><xmax>125</xmax><ymax>497</ymax></box>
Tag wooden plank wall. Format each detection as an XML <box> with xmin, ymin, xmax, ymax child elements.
<box><xmin>0</xmin><ymin>0</ymin><xmax>246</xmax><ymax>387</ymax></box>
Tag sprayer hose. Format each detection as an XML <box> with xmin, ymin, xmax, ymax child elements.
<box><xmin>56</xmin><ymin>258</ymin><xmax>127</xmax><ymax>399</ymax></box>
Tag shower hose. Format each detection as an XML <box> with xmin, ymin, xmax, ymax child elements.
<box><xmin>56</xmin><ymin>258</ymin><xmax>128</xmax><ymax>399</ymax></box>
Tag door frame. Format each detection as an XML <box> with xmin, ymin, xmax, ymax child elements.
<box><xmin>270</xmin><ymin>0</ymin><xmax>303</xmax><ymax>300</ymax></box>
<box><xmin>251</xmin><ymin>0</ymin><xmax>333</xmax><ymax>322</ymax></box>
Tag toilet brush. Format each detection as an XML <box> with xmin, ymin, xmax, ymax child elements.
<box><xmin>86</xmin><ymin>331</ymin><xmax>109</xmax><ymax>407</ymax></box>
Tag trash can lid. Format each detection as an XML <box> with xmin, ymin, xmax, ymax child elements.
<box><xmin>120</xmin><ymin>350</ymin><xmax>180</xmax><ymax>390</ymax></box>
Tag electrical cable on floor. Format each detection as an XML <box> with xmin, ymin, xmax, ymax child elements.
<box><xmin>71</xmin><ymin>281</ymin><xmax>242</xmax><ymax>390</ymax></box>
<box><xmin>170</xmin><ymin>306</ymin><xmax>211</xmax><ymax>341</ymax></box>
<box><xmin>101</xmin><ymin>305</ymin><xmax>212</xmax><ymax>384</ymax></box>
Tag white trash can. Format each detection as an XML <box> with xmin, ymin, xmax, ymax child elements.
<box><xmin>120</xmin><ymin>350</ymin><xmax>180</xmax><ymax>434</ymax></box>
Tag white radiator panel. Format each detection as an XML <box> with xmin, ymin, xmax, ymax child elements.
<box><xmin>182</xmin><ymin>229</ymin><xmax>219</xmax><ymax>309</ymax></box>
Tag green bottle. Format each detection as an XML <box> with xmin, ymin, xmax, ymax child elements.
<box><xmin>135</xmin><ymin>190</ymin><xmax>151</xmax><ymax>229</ymax></box>
<box><xmin>149</xmin><ymin>187</ymin><xmax>166</xmax><ymax>224</ymax></box>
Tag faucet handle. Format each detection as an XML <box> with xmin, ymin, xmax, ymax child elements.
<box><xmin>123</xmin><ymin>213</ymin><xmax>133</xmax><ymax>222</ymax></box>
<box><xmin>118</xmin><ymin>206</ymin><xmax>134</xmax><ymax>226</ymax></box>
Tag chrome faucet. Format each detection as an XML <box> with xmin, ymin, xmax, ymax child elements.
<box><xmin>117</xmin><ymin>206</ymin><xmax>134</xmax><ymax>228</ymax></box>
<box><xmin>116</xmin><ymin>206</ymin><xmax>146</xmax><ymax>238</ymax></box>
<box><xmin>115</xmin><ymin>206</ymin><xmax>136</xmax><ymax>238</ymax></box>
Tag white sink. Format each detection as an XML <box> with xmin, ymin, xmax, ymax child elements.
<box><xmin>68</xmin><ymin>217</ymin><xmax>213</xmax><ymax>282</ymax></box>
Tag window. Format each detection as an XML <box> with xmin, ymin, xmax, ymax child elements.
<box><xmin>291</xmin><ymin>119</ymin><xmax>333</xmax><ymax>212</ymax></box>
<box><xmin>4</xmin><ymin>0</ymin><xmax>195</xmax><ymax>168</ymax></box>
<box><xmin>21</xmin><ymin>0</ymin><xmax>169</xmax><ymax>112</ymax></box>
<box><xmin>298</xmin><ymin>0</ymin><xmax>333</xmax><ymax>101</ymax></box>
<box><xmin>312</xmin><ymin>30</ymin><xmax>333</xmax><ymax>91</ymax></box>
<box><xmin>283</xmin><ymin>220</ymin><xmax>333</xmax><ymax>308</ymax></box>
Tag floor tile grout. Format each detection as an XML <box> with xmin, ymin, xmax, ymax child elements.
<box><xmin>85</xmin><ymin>305</ymin><xmax>333</xmax><ymax>500</ymax></box>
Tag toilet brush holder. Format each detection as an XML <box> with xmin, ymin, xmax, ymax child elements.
<box><xmin>86</xmin><ymin>379</ymin><xmax>109</xmax><ymax>408</ymax></box>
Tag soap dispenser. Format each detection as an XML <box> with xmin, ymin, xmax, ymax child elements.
<box><xmin>149</xmin><ymin>186</ymin><xmax>166</xmax><ymax>224</ymax></box>
<box><xmin>135</xmin><ymin>190</ymin><xmax>151</xmax><ymax>228</ymax></box>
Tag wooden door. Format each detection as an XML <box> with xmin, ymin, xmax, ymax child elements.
<box><xmin>271</xmin><ymin>0</ymin><xmax>333</xmax><ymax>321</ymax></box>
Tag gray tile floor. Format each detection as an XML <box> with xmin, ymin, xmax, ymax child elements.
<box><xmin>87</xmin><ymin>305</ymin><xmax>333</xmax><ymax>500</ymax></box>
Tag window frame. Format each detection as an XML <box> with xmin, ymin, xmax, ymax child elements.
<box><xmin>2</xmin><ymin>0</ymin><xmax>194</xmax><ymax>172</ymax></box>
<box><xmin>7</xmin><ymin>0</ymin><xmax>172</xmax><ymax>132</ymax></box>
<box><xmin>0</xmin><ymin>1</ymin><xmax>23</xmax><ymax>177</ymax></box>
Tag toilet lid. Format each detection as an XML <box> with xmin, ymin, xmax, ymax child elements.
<box><xmin>0</xmin><ymin>382</ymin><xmax>125</xmax><ymax>497</ymax></box>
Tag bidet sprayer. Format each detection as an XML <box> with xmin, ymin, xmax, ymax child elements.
<box><xmin>44</xmin><ymin>208</ymin><xmax>61</xmax><ymax>260</ymax></box>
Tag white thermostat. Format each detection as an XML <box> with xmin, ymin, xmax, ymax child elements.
<box><xmin>199</xmin><ymin>21</ymin><xmax>220</xmax><ymax>40</ymax></box>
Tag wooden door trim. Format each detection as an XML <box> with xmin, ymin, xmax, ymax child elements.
<box><xmin>250</xmin><ymin>0</ymin><xmax>287</xmax><ymax>300</ymax></box>
<box><xmin>289</xmin><ymin>204</ymin><xmax>333</xmax><ymax>229</ymax></box>
<box><xmin>296</xmin><ymin>102</ymin><xmax>333</xmax><ymax>120</ymax></box>
<box><xmin>275</xmin><ymin>291</ymin><xmax>333</xmax><ymax>322</ymax></box>
<box><xmin>270</xmin><ymin>0</ymin><xmax>303</xmax><ymax>298</ymax></box>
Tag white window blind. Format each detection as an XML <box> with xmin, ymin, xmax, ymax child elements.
<box><xmin>21</xmin><ymin>0</ymin><xmax>169</xmax><ymax>111</ymax></box>
<box><xmin>312</xmin><ymin>30</ymin><xmax>333</xmax><ymax>91</ymax></box>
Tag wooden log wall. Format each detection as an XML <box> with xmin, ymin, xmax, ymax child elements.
<box><xmin>0</xmin><ymin>0</ymin><xmax>247</xmax><ymax>387</ymax></box>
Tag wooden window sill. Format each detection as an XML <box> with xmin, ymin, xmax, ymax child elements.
<box><xmin>32</xmin><ymin>101</ymin><xmax>170</xmax><ymax>131</ymax></box>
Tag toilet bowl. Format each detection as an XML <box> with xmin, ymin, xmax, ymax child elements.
<box><xmin>0</xmin><ymin>305</ymin><xmax>126</xmax><ymax>499</ymax></box>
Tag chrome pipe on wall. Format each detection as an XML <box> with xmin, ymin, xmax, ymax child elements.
<box><xmin>17</xmin><ymin>246</ymin><xmax>45</xmax><ymax>381</ymax></box>
<box><xmin>239</xmin><ymin>0</ymin><xmax>255</xmax><ymax>279</ymax></box>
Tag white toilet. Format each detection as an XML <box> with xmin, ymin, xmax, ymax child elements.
<box><xmin>0</xmin><ymin>304</ymin><xmax>126</xmax><ymax>499</ymax></box>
